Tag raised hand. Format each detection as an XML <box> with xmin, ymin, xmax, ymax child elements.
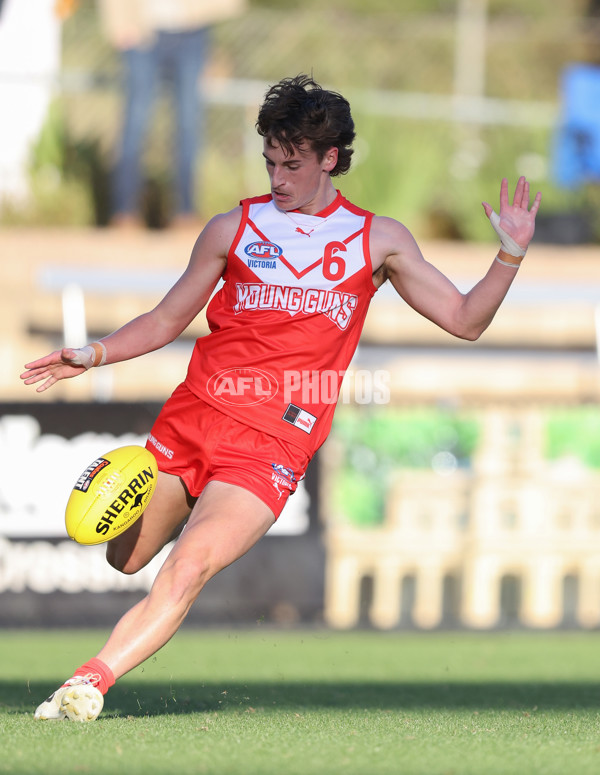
<box><xmin>20</xmin><ymin>348</ymin><xmax>89</xmax><ymax>393</ymax></box>
<box><xmin>482</xmin><ymin>177</ymin><xmax>542</xmax><ymax>255</ymax></box>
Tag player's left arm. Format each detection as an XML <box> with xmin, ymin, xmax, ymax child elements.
<box><xmin>372</xmin><ymin>176</ymin><xmax>541</xmax><ymax>341</ymax></box>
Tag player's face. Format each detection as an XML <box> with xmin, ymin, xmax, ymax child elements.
<box><xmin>263</xmin><ymin>138</ymin><xmax>338</xmax><ymax>215</ymax></box>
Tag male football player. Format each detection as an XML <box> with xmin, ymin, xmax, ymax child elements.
<box><xmin>22</xmin><ymin>74</ymin><xmax>541</xmax><ymax>721</ymax></box>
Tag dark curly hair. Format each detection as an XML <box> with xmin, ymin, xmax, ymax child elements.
<box><xmin>256</xmin><ymin>74</ymin><xmax>355</xmax><ymax>176</ymax></box>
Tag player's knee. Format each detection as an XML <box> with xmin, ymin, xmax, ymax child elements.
<box><xmin>159</xmin><ymin>554</ymin><xmax>212</xmax><ymax>607</ymax></box>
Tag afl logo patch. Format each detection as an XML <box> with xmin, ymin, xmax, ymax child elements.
<box><xmin>244</xmin><ymin>241</ymin><xmax>282</xmax><ymax>259</ymax></box>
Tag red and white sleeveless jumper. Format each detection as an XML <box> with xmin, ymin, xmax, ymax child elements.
<box><xmin>184</xmin><ymin>191</ymin><xmax>377</xmax><ymax>458</ymax></box>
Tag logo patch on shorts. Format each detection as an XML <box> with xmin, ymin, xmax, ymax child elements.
<box><xmin>282</xmin><ymin>404</ymin><xmax>317</xmax><ymax>434</ymax></box>
<box><xmin>271</xmin><ymin>463</ymin><xmax>297</xmax><ymax>499</ymax></box>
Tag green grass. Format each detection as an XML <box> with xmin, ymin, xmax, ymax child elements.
<box><xmin>2</xmin><ymin>630</ymin><xmax>600</xmax><ymax>774</ymax></box>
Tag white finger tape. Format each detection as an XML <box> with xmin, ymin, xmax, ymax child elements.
<box><xmin>70</xmin><ymin>342</ymin><xmax>107</xmax><ymax>369</ymax></box>
<box><xmin>69</xmin><ymin>346</ymin><xmax>96</xmax><ymax>369</ymax></box>
<box><xmin>489</xmin><ymin>211</ymin><xmax>527</xmax><ymax>258</ymax></box>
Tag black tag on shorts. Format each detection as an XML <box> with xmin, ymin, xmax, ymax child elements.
<box><xmin>282</xmin><ymin>404</ymin><xmax>317</xmax><ymax>434</ymax></box>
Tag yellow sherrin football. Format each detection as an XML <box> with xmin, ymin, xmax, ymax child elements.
<box><xmin>65</xmin><ymin>445</ymin><xmax>158</xmax><ymax>545</ymax></box>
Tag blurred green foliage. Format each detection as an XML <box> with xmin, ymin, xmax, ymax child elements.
<box><xmin>545</xmin><ymin>407</ymin><xmax>600</xmax><ymax>468</ymax></box>
<box><xmin>329</xmin><ymin>405</ymin><xmax>600</xmax><ymax>527</ymax></box>
<box><xmin>330</xmin><ymin>407</ymin><xmax>479</xmax><ymax>526</ymax></box>
<box><xmin>1</xmin><ymin>101</ymin><xmax>108</xmax><ymax>227</ymax></box>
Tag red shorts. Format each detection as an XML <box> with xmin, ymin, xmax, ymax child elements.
<box><xmin>146</xmin><ymin>383</ymin><xmax>310</xmax><ymax>519</ymax></box>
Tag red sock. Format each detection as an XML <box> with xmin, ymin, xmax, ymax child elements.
<box><xmin>72</xmin><ymin>658</ymin><xmax>115</xmax><ymax>695</ymax></box>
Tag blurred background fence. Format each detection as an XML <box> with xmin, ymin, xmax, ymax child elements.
<box><xmin>2</xmin><ymin>0</ymin><xmax>600</xmax><ymax>631</ymax></box>
<box><xmin>3</xmin><ymin>0</ymin><xmax>600</xmax><ymax>237</ymax></box>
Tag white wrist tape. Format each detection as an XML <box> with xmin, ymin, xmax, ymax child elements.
<box><xmin>70</xmin><ymin>342</ymin><xmax>107</xmax><ymax>369</ymax></box>
<box><xmin>489</xmin><ymin>211</ymin><xmax>527</xmax><ymax>258</ymax></box>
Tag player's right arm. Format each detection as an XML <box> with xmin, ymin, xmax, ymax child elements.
<box><xmin>20</xmin><ymin>208</ymin><xmax>241</xmax><ymax>393</ymax></box>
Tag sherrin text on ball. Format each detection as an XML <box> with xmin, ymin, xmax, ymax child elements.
<box><xmin>65</xmin><ymin>445</ymin><xmax>158</xmax><ymax>545</ymax></box>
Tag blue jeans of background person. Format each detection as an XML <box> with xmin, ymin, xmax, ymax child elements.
<box><xmin>112</xmin><ymin>26</ymin><xmax>209</xmax><ymax>218</ymax></box>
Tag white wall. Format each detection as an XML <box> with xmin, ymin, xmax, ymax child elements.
<box><xmin>0</xmin><ymin>0</ymin><xmax>61</xmax><ymax>199</ymax></box>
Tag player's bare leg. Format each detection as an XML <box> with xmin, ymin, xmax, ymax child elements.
<box><xmin>34</xmin><ymin>479</ymin><xmax>274</xmax><ymax>720</ymax></box>
<box><xmin>34</xmin><ymin>471</ymin><xmax>204</xmax><ymax>721</ymax></box>
<box><xmin>105</xmin><ymin>470</ymin><xmax>196</xmax><ymax>574</ymax></box>
<box><xmin>95</xmin><ymin>480</ymin><xmax>275</xmax><ymax>680</ymax></box>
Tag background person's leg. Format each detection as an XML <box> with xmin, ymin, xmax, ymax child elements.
<box><xmin>169</xmin><ymin>27</ymin><xmax>209</xmax><ymax>218</ymax></box>
<box><xmin>111</xmin><ymin>44</ymin><xmax>158</xmax><ymax>221</ymax></box>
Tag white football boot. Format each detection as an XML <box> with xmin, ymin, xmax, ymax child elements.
<box><xmin>34</xmin><ymin>676</ymin><xmax>104</xmax><ymax>722</ymax></box>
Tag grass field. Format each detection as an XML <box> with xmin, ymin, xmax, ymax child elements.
<box><xmin>2</xmin><ymin>629</ymin><xmax>600</xmax><ymax>775</ymax></box>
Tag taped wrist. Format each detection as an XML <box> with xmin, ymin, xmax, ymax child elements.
<box><xmin>495</xmin><ymin>253</ymin><xmax>522</xmax><ymax>269</ymax></box>
<box><xmin>70</xmin><ymin>342</ymin><xmax>107</xmax><ymax>369</ymax></box>
<box><xmin>489</xmin><ymin>211</ymin><xmax>527</xmax><ymax>258</ymax></box>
